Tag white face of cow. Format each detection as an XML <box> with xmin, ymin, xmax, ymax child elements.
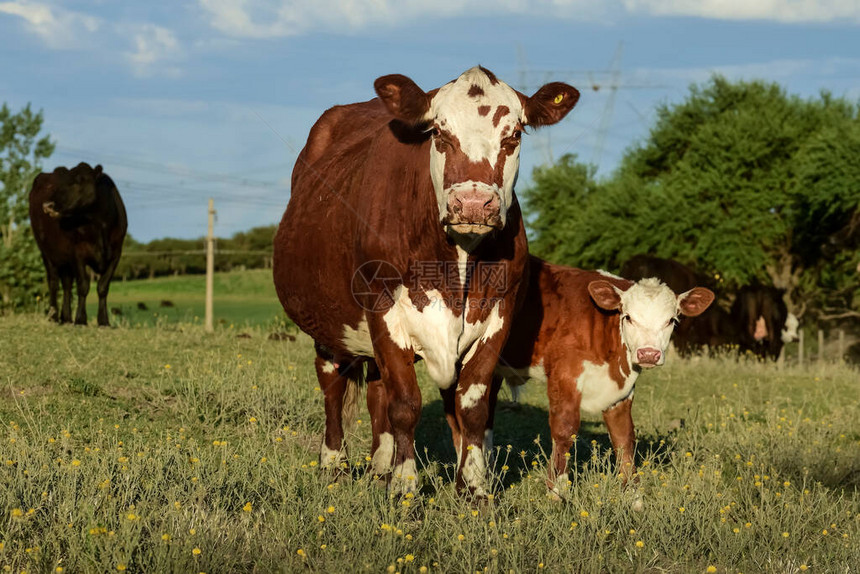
<box><xmin>427</xmin><ymin>69</ymin><xmax>524</xmax><ymax>234</ymax></box>
<box><xmin>374</xmin><ymin>67</ymin><xmax>579</xmax><ymax>241</ymax></box>
<box><xmin>589</xmin><ymin>278</ymin><xmax>715</xmax><ymax>369</ymax></box>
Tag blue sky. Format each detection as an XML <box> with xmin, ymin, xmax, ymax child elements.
<box><xmin>2</xmin><ymin>0</ymin><xmax>859</xmax><ymax>242</ymax></box>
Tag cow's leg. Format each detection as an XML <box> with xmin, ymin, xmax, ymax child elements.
<box><xmin>484</xmin><ymin>375</ymin><xmax>504</xmax><ymax>457</ymax></box>
<box><xmin>59</xmin><ymin>272</ymin><xmax>73</xmax><ymax>324</ymax></box>
<box><xmin>73</xmin><ymin>261</ymin><xmax>90</xmax><ymax>326</ymax></box>
<box><xmin>369</xmin><ymin>320</ymin><xmax>421</xmax><ymax>495</ymax></box>
<box><xmin>96</xmin><ymin>256</ymin><xmax>120</xmax><ymax>327</ymax></box>
<box><xmin>43</xmin><ymin>258</ymin><xmax>60</xmax><ymax>322</ymax></box>
<box><xmin>454</xmin><ymin>338</ymin><xmax>510</xmax><ymax>498</ymax></box>
<box><xmin>365</xmin><ymin>360</ymin><xmax>394</xmax><ymax>478</ymax></box>
<box><xmin>602</xmin><ymin>397</ymin><xmax>636</xmax><ymax>486</ymax></box>
<box><xmin>547</xmin><ymin>370</ymin><xmax>582</xmax><ymax>496</ymax></box>
<box><xmin>314</xmin><ymin>350</ymin><xmax>349</xmax><ymax>473</ymax></box>
<box><xmin>440</xmin><ymin>384</ymin><xmax>462</xmax><ymax>461</ymax></box>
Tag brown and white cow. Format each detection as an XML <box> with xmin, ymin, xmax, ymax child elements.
<box><xmin>273</xmin><ymin>68</ymin><xmax>579</xmax><ymax>496</ymax></box>
<box><xmin>493</xmin><ymin>257</ymin><xmax>714</xmax><ymax>495</ymax></box>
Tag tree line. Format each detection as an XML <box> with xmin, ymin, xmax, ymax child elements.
<box><xmin>523</xmin><ymin>76</ymin><xmax>859</xmax><ymax>326</ymax></box>
<box><xmin>116</xmin><ymin>225</ymin><xmax>276</xmax><ymax>280</ymax></box>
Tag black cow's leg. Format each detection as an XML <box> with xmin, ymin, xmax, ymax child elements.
<box><xmin>43</xmin><ymin>258</ymin><xmax>59</xmax><ymax>322</ymax></box>
<box><xmin>74</xmin><ymin>262</ymin><xmax>90</xmax><ymax>326</ymax></box>
<box><xmin>60</xmin><ymin>273</ymin><xmax>73</xmax><ymax>324</ymax></box>
<box><xmin>96</xmin><ymin>256</ymin><xmax>120</xmax><ymax>327</ymax></box>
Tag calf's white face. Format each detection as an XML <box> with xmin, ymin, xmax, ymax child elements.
<box><xmin>374</xmin><ymin>67</ymin><xmax>579</xmax><ymax>242</ymax></box>
<box><xmin>588</xmin><ymin>278</ymin><xmax>715</xmax><ymax>368</ymax></box>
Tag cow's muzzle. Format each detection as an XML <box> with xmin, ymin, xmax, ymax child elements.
<box><xmin>443</xmin><ymin>188</ymin><xmax>502</xmax><ymax>234</ymax></box>
<box><xmin>635</xmin><ymin>347</ymin><xmax>662</xmax><ymax>368</ymax></box>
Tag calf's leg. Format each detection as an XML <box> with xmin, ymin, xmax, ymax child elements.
<box><xmin>602</xmin><ymin>397</ymin><xmax>636</xmax><ymax>485</ymax></box>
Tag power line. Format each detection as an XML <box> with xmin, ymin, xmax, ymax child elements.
<box><xmin>54</xmin><ymin>145</ymin><xmax>285</xmax><ymax>190</ymax></box>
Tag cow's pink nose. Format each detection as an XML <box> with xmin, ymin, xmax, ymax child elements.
<box><xmin>449</xmin><ymin>189</ymin><xmax>499</xmax><ymax>223</ymax></box>
<box><xmin>636</xmin><ymin>348</ymin><xmax>662</xmax><ymax>365</ymax></box>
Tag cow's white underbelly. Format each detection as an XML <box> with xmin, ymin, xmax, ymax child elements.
<box><xmin>576</xmin><ymin>360</ymin><xmax>638</xmax><ymax>413</ymax></box>
<box><xmin>497</xmin><ymin>360</ymin><xmax>637</xmax><ymax>413</ymax></box>
<box><xmin>342</xmin><ymin>286</ymin><xmax>504</xmax><ymax>389</ymax></box>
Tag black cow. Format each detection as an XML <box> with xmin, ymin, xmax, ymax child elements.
<box><xmin>620</xmin><ymin>255</ymin><xmax>736</xmax><ymax>356</ymax></box>
<box><xmin>29</xmin><ymin>162</ymin><xmax>127</xmax><ymax>326</ymax></box>
<box><xmin>730</xmin><ymin>284</ymin><xmax>796</xmax><ymax>361</ymax></box>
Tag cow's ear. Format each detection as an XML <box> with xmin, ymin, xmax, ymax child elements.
<box><xmin>95</xmin><ymin>164</ymin><xmax>103</xmax><ymax>176</ymax></box>
<box><xmin>524</xmin><ymin>82</ymin><xmax>580</xmax><ymax>128</ymax></box>
<box><xmin>588</xmin><ymin>280</ymin><xmax>622</xmax><ymax>311</ymax></box>
<box><xmin>375</xmin><ymin>74</ymin><xmax>431</xmax><ymax>125</ymax></box>
<box><xmin>679</xmin><ymin>287</ymin><xmax>715</xmax><ymax>317</ymax></box>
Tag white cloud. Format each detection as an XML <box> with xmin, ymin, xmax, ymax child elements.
<box><xmin>196</xmin><ymin>0</ymin><xmax>606</xmax><ymax>38</ymax></box>
<box><xmin>0</xmin><ymin>0</ymin><xmax>100</xmax><ymax>48</ymax></box>
<box><xmin>196</xmin><ymin>0</ymin><xmax>860</xmax><ymax>38</ymax></box>
<box><xmin>621</xmin><ymin>0</ymin><xmax>860</xmax><ymax>23</ymax></box>
<box><xmin>125</xmin><ymin>24</ymin><xmax>182</xmax><ymax>78</ymax></box>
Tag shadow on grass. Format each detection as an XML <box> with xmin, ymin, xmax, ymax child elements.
<box><xmin>414</xmin><ymin>397</ymin><xmax>675</xmax><ymax>493</ymax></box>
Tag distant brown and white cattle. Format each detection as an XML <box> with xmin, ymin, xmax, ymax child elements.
<box><xmin>731</xmin><ymin>284</ymin><xmax>797</xmax><ymax>361</ymax></box>
<box><xmin>29</xmin><ymin>162</ymin><xmax>127</xmax><ymax>326</ymax></box>
<box><xmin>493</xmin><ymin>257</ymin><xmax>714</xmax><ymax>496</ymax></box>
<box><xmin>273</xmin><ymin>67</ymin><xmax>579</xmax><ymax>496</ymax></box>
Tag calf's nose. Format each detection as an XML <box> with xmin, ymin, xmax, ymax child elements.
<box><xmin>636</xmin><ymin>347</ymin><xmax>662</xmax><ymax>365</ymax></box>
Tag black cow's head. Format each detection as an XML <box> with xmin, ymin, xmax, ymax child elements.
<box><xmin>43</xmin><ymin>162</ymin><xmax>102</xmax><ymax>218</ymax></box>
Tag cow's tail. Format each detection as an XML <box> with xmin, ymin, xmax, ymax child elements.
<box><xmin>341</xmin><ymin>362</ymin><xmax>364</xmax><ymax>436</ymax></box>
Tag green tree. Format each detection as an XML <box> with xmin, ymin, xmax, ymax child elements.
<box><xmin>0</xmin><ymin>103</ymin><xmax>55</xmax><ymax>309</ymax></box>
<box><xmin>523</xmin><ymin>76</ymin><xmax>860</xmax><ymax>314</ymax></box>
<box><xmin>792</xmin><ymin>114</ymin><xmax>860</xmax><ymax>319</ymax></box>
<box><xmin>523</xmin><ymin>154</ymin><xmax>600</xmax><ymax>263</ymax></box>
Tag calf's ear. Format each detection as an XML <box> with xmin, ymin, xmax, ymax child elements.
<box><xmin>679</xmin><ymin>287</ymin><xmax>715</xmax><ymax>317</ymax></box>
<box><xmin>525</xmin><ymin>82</ymin><xmax>580</xmax><ymax>127</ymax></box>
<box><xmin>588</xmin><ymin>280</ymin><xmax>622</xmax><ymax>311</ymax></box>
<box><xmin>375</xmin><ymin>74</ymin><xmax>431</xmax><ymax>125</ymax></box>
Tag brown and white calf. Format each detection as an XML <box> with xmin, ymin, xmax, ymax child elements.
<box><xmin>273</xmin><ymin>68</ymin><xmax>579</xmax><ymax>496</ymax></box>
<box><xmin>493</xmin><ymin>257</ymin><xmax>714</xmax><ymax>495</ymax></box>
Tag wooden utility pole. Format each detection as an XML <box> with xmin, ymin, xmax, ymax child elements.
<box><xmin>205</xmin><ymin>198</ymin><xmax>215</xmax><ymax>333</ymax></box>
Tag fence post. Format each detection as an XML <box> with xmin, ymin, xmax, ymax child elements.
<box><xmin>205</xmin><ymin>198</ymin><xmax>215</xmax><ymax>333</ymax></box>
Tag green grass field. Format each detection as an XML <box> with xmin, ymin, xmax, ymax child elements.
<box><xmin>83</xmin><ymin>269</ymin><xmax>286</xmax><ymax>329</ymax></box>
<box><xmin>1</xmin><ymin>313</ymin><xmax>858</xmax><ymax>573</ymax></box>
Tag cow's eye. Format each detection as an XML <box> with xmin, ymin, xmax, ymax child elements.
<box><xmin>621</xmin><ymin>314</ymin><xmax>631</xmax><ymax>323</ymax></box>
<box><xmin>512</xmin><ymin>129</ymin><xmax>522</xmax><ymax>140</ymax></box>
<box><xmin>431</xmin><ymin>127</ymin><xmax>441</xmax><ymax>138</ymax></box>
